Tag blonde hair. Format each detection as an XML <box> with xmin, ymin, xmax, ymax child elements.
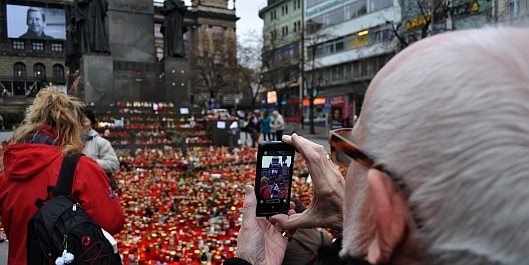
<box><xmin>12</xmin><ymin>88</ymin><xmax>85</xmax><ymax>155</ymax></box>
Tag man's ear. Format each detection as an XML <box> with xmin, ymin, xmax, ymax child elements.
<box><xmin>365</xmin><ymin>168</ymin><xmax>410</xmax><ymax>264</ymax></box>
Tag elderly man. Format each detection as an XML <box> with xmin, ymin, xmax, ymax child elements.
<box><xmin>227</xmin><ymin>27</ymin><xmax>529</xmax><ymax>265</ymax></box>
<box><xmin>19</xmin><ymin>7</ymin><xmax>54</xmax><ymax>40</ymax></box>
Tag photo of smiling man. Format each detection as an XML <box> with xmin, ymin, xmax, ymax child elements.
<box><xmin>19</xmin><ymin>7</ymin><xmax>54</xmax><ymax>40</ymax></box>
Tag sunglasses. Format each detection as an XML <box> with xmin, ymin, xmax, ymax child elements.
<box><xmin>328</xmin><ymin>128</ymin><xmax>411</xmax><ymax>197</ymax></box>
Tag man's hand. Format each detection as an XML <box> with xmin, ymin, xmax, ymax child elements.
<box><xmin>271</xmin><ymin>134</ymin><xmax>345</xmax><ymax>231</ymax></box>
<box><xmin>235</xmin><ymin>185</ymin><xmax>294</xmax><ymax>265</ymax></box>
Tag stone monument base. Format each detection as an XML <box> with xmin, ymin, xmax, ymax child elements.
<box><xmin>79</xmin><ymin>54</ymin><xmax>114</xmax><ymax>105</ymax></box>
<box><xmin>164</xmin><ymin>58</ymin><xmax>191</xmax><ymax>107</ymax></box>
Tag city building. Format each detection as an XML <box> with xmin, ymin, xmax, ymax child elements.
<box><xmin>156</xmin><ymin>0</ymin><xmax>240</xmax><ymax>107</ymax></box>
<box><xmin>399</xmin><ymin>0</ymin><xmax>493</xmax><ymax>46</ymax></box>
<box><xmin>495</xmin><ymin>0</ymin><xmax>529</xmax><ymax>25</ymax></box>
<box><xmin>0</xmin><ymin>0</ymin><xmax>240</xmax><ymax>110</ymax></box>
<box><xmin>303</xmin><ymin>0</ymin><xmax>401</xmax><ymax>126</ymax></box>
<box><xmin>0</xmin><ymin>0</ymin><xmax>70</xmax><ymax>110</ymax></box>
<box><xmin>259</xmin><ymin>0</ymin><xmax>304</xmax><ymax>122</ymax></box>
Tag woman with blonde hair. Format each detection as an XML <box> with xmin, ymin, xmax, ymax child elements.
<box><xmin>0</xmin><ymin>88</ymin><xmax>124</xmax><ymax>265</ymax></box>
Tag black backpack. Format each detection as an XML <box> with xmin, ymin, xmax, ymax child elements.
<box><xmin>27</xmin><ymin>153</ymin><xmax>123</xmax><ymax>265</ymax></box>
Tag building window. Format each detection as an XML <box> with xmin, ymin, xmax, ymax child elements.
<box><xmin>156</xmin><ymin>47</ymin><xmax>164</xmax><ymax>61</ymax></box>
<box><xmin>370</xmin><ymin>0</ymin><xmax>393</xmax><ymax>12</ymax></box>
<box><xmin>346</xmin><ymin>0</ymin><xmax>367</xmax><ymax>19</ymax></box>
<box><xmin>13</xmin><ymin>40</ymin><xmax>25</xmax><ymax>50</ymax></box>
<box><xmin>214</xmin><ymin>50</ymin><xmax>222</xmax><ymax>64</ymax></box>
<box><xmin>271</xmin><ymin>30</ymin><xmax>277</xmax><ymax>40</ymax></box>
<box><xmin>32</xmin><ymin>42</ymin><xmax>44</xmax><ymax>51</ymax></box>
<box><xmin>51</xmin><ymin>43</ymin><xmax>63</xmax><ymax>52</ymax></box>
<box><xmin>52</xmin><ymin>64</ymin><xmax>64</xmax><ymax>81</ymax></box>
<box><xmin>293</xmin><ymin>20</ymin><xmax>301</xmax><ymax>32</ymax></box>
<box><xmin>357</xmin><ymin>32</ymin><xmax>368</xmax><ymax>47</ymax></box>
<box><xmin>510</xmin><ymin>0</ymin><xmax>520</xmax><ymax>18</ymax></box>
<box><xmin>270</xmin><ymin>10</ymin><xmax>277</xmax><ymax>21</ymax></box>
<box><xmin>293</xmin><ymin>0</ymin><xmax>301</xmax><ymax>10</ymax></box>
<box><xmin>34</xmin><ymin>63</ymin><xmax>46</xmax><ymax>80</ymax></box>
<box><xmin>14</xmin><ymin>63</ymin><xmax>26</xmax><ymax>79</ymax></box>
<box><xmin>307</xmin><ymin>0</ymin><xmax>326</xmax><ymax>8</ymax></box>
<box><xmin>325</xmin><ymin>8</ymin><xmax>345</xmax><ymax>26</ymax></box>
<box><xmin>154</xmin><ymin>23</ymin><xmax>163</xmax><ymax>38</ymax></box>
<box><xmin>282</xmin><ymin>26</ymin><xmax>289</xmax><ymax>37</ymax></box>
<box><xmin>282</xmin><ymin>5</ymin><xmax>289</xmax><ymax>16</ymax></box>
<box><xmin>213</xmin><ymin>26</ymin><xmax>223</xmax><ymax>40</ymax></box>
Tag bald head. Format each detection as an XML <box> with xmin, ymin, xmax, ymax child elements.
<box><xmin>351</xmin><ymin>28</ymin><xmax>529</xmax><ymax>264</ymax></box>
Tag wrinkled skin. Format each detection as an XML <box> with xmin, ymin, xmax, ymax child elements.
<box><xmin>235</xmin><ymin>185</ymin><xmax>296</xmax><ymax>265</ymax></box>
<box><xmin>271</xmin><ymin>134</ymin><xmax>345</xmax><ymax>231</ymax></box>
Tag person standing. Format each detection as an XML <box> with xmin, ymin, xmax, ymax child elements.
<box><xmin>81</xmin><ymin>108</ymin><xmax>120</xmax><ymax>190</ymax></box>
<box><xmin>246</xmin><ymin>111</ymin><xmax>261</xmax><ymax>148</ymax></box>
<box><xmin>330</xmin><ymin>109</ymin><xmax>344</xmax><ymax>130</ymax></box>
<box><xmin>270</xmin><ymin>110</ymin><xmax>285</xmax><ymax>142</ymax></box>
<box><xmin>261</xmin><ymin>112</ymin><xmax>272</xmax><ymax>141</ymax></box>
<box><xmin>259</xmin><ymin>177</ymin><xmax>271</xmax><ymax>200</ymax></box>
<box><xmin>0</xmin><ymin>88</ymin><xmax>124</xmax><ymax>265</ymax></box>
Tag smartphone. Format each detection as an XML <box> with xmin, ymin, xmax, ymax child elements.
<box><xmin>255</xmin><ymin>141</ymin><xmax>296</xmax><ymax>217</ymax></box>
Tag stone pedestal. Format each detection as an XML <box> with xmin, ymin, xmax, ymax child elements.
<box><xmin>164</xmin><ymin>58</ymin><xmax>191</xmax><ymax>106</ymax></box>
<box><xmin>108</xmin><ymin>0</ymin><xmax>155</xmax><ymax>62</ymax></box>
<box><xmin>79</xmin><ymin>54</ymin><xmax>114</xmax><ymax>105</ymax></box>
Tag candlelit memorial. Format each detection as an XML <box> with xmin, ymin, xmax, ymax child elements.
<box><xmin>0</xmin><ymin>100</ymin><xmax>349</xmax><ymax>264</ymax></box>
<box><xmin>112</xmin><ymin>145</ymin><xmax>331</xmax><ymax>265</ymax></box>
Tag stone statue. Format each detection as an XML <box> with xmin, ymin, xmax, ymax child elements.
<box><xmin>160</xmin><ymin>0</ymin><xmax>188</xmax><ymax>58</ymax></box>
<box><xmin>66</xmin><ymin>17</ymin><xmax>81</xmax><ymax>70</ymax></box>
<box><xmin>65</xmin><ymin>25</ymin><xmax>79</xmax><ymax>70</ymax></box>
<box><xmin>75</xmin><ymin>0</ymin><xmax>110</xmax><ymax>54</ymax></box>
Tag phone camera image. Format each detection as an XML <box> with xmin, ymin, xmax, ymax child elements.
<box><xmin>255</xmin><ymin>142</ymin><xmax>295</xmax><ymax>216</ymax></box>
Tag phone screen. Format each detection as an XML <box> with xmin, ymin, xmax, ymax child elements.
<box><xmin>255</xmin><ymin>142</ymin><xmax>295</xmax><ymax>216</ymax></box>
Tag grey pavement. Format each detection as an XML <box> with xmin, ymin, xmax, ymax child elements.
<box><xmin>0</xmin><ymin>131</ymin><xmax>12</xmax><ymax>143</ymax></box>
<box><xmin>0</xmin><ymin>241</ymin><xmax>5</xmax><ymax>265</ymax></box>
<box><xmin>0</xmin><ymin>124</ymin><xmax>331</xmax><ymax>264</ymax></box>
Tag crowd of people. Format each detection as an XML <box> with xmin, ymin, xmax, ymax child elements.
<box><xmin>1</xmin><ymin>27</ymin><xmax>529</xmax><ymax>265</ymax></box>
<box><xmin>242</xmin><ymin>110</ymin><xmax>285</xmax><ymax>147</ymax></box>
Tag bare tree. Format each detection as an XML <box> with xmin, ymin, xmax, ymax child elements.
<box><xmin>189</xmin><ymin>31</ymin><xmax>239</xmax><ymax>103</ymax></box>
<box><xmin>387</xmin><ymin>0</ymin><xmax>448</xmax><ymax>49</ymax></box>
<box><xmin>302</xmin><ymin>21</ymin><xmax>335</xmax><ymax>134</ymax></box>
<box><xmin>260</xmin><ymin>27</ymin><xmax>302</xmax><ymax>115</ymax></box>
<box><xmin>394</xmin><ymin>0</ymin><xmax>494</xmax><ymax>49</ymax></box>
<box><xmin>237</xmin><ymin>30</ymin><xmax>265</xmax><ymax>111</ymax></box>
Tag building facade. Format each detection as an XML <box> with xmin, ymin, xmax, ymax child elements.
<box><xmin>160</xmin><ymin>0</ymin><xmax>240</xmax><ymax>107</ymax></box>
<box><xmin>495</xmin><ymin>0</ymin><xmax>529</xmax><ymax>25</ymax></box>
<box><xmin>304</xmin><ymin>0</ymin><xmax>401</xmax><ymax>126</ymax></box>
<box><xmin>259</xmin><ymin>0</ymin><xmax>304</xmax><ymax>122</ymax></box>
<box><xmin>0</xmin><ymin>0</ymin><xmax>70</xmax><ymax>109</ymax></box>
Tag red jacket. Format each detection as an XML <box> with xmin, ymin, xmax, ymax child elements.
<box><xmin>0</xmin><ymin>143</ymin><xmax>125</xmax><ymax>265</ymax></box>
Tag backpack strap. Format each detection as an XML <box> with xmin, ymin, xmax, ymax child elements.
<box><xmin>34</xmin><ymin>154</ymin><xmax>82</xmax><ymax>208</ymax></box>
<box><xmin>52</xmin><ymin>153</ymin><xmax>82</xmax><ymax>196</ymax></box>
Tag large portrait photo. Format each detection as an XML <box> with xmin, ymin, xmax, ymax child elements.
<box><xmin>6</xmin><ymin>4</ymin><xmax>66</xmax><ymax>40</ymax></box>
